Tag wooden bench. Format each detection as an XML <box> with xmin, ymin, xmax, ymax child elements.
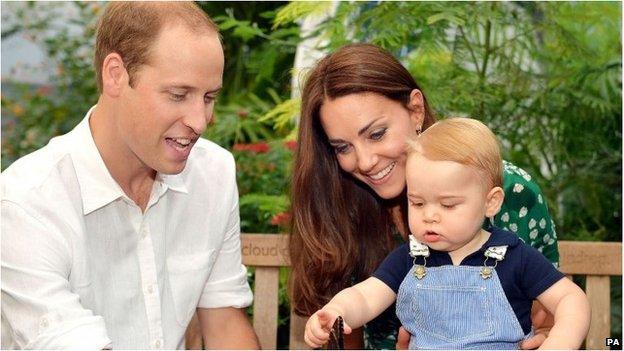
<box><xmin>186</xmin><ymin>234</ymin><xmax>622</xmax><ymax>350</ymax></box>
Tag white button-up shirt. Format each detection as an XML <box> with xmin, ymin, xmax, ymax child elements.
<box><xmin>1</xmin><ymin>107</ymin><xmax>253</xmax><ymax>349</ymax></box>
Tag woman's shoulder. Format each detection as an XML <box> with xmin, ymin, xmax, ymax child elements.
<box><xmin>500</xmin><ymin>160</ymin><xmax>546</xmax><ymax>205</ymax></box>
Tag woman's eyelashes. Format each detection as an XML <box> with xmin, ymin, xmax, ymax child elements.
<box><xmin>333</xmin><ymin>144</ymin><xmax>350</xmax><ymax>154</ymax></box>
<box><xmin>370</xmin><ymin>127</ymin><xmax>387</xmax><ymax>141</ymax></box>
<box><xmin>331</xmin><ymin>127</ymin><xmax>387</xmax><ymax>154</ymax></box>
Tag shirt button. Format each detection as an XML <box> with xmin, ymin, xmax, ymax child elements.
<box><xmin>40</xmin><ymin>318</ymin><xmax>49</xmax><ymax>328</ymax></box>
<box><xmin>147</xmin><ymin>284</ymin><xmax>154</xmax><ymax>294</ymax></box>
<box><xmin>154</xmin><ymin>339</ymin><xmax>162</xmax><ymax>348</ymax></box>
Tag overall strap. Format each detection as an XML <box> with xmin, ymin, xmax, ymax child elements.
<box><xmin>480</xmin><ymin>245</ymin><xmax>509</xmax><ymax>279</ymax></box>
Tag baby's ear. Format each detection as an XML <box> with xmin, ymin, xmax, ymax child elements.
<box><xmin>485</xmin><ymin>187</ymin><xmax>505</xmax><ymax>218</ymax></box>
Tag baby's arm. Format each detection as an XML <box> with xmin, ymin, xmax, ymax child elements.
<box><xmin>535</xmin><ymin>277</ymin><xmax>590</xmax><ymax>349</ymax></box>
<box><xmin>304</xmin><ymin>277</ymin><xmax>396</xmax><ymax>348</ymax></box>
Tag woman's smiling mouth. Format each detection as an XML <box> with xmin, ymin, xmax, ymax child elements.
<box><xmin>366</xmin><ymin>161</ymin><xmax>397</xmax><ymax>184</ymax></box>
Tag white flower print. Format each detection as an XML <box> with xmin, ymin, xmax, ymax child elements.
<box><xmin>513</xmin><ymin>183</ymin><xmax>524</xmax><ymax>193</ymax></box>
<box><xmin>509</xmin><ymin>223</ymin><xmax>518</xmax><ymax>232</ymax></box>
<box><xmin>519</xmin><ymin>207</ymin><xmax>528</xmax><ymax>218</ymax></box>
<box><xmin>538</xmin><ymin>194</ymin><xmax>543</xmax><ymax>204</ymax></box>
<box><xmin>501</xmin><ymin>212</ymin><xmax>510</xmax><ymax>222</ymax></box>
<box><xmin>539</xmin><ymin>218</ymin><xmax>546</xmax><ymax>229</ymax></box>
<box><xmin>529</xmin><ymin>229</ymin><xmax>539</xmax><ymax>239</ymax></box>
<box><xmin>528</xmin><ymin>218</ymin><xmax>537</xmax><ymax>229</ymax></box>
<box><xmin>543</xmin><ymin>234</ymin><xmax>551</xmax><ymax>243</ymax></box>
<box><xmin>548</xmin><ymin>239</ymin><xmax>555</xmax><ymax>246</ymax></box>
<box><xmin>523</xmin><ymin>174</ymin><xmax>532</xmax><ymax>181</ymax></box>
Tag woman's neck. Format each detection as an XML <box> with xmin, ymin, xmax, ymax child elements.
<box><xmin>390</xmin><ymin>205</ymin><xmax>409</xmax><ymax>241</ymax></box>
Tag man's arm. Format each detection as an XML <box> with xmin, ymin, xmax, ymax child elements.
<box><xmin>1</xmin><ymin>201</ymin><xmax>111</xmax><ymax>349</ymax></box>
<box><xmin>197</xmin><ymin>307</ymin><xmax>259</xmax><ymax>349</ymax></box>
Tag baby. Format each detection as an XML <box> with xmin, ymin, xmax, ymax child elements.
<box><xmin>304</xmin><ymin>118</ymin><xmax>590</xmax><ymax>349</ymax></box>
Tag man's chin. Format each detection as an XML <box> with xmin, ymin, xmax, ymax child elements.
<box><xmin>157</xmin><ymin>161</ymin><xmax>187</xmax><ymax>175</ymax></box>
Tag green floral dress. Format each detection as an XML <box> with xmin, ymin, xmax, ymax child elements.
<box><xmin>363</xmin><ymin>161</ymin><xmax>559</xmax><ymax>349</ymax></box>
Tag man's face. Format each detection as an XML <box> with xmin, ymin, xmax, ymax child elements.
<box><xmin>117</xmin><ymin>23</ymin><xmax>224</xmax><ymax>175</ymax></box>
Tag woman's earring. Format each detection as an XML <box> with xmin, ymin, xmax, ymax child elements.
<box><xmin>416</xmin><ymin>127</ymin><xmax>422</xmax><ymax>136</ymax></box>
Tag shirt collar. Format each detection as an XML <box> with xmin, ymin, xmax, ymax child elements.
<box><xmin>71</xmin><ymin>106</ymin><xmax>188</xmax><ymax>215</ymax></box>
<box><xmin>482</xmin><ymin>227</ymin><xmax>521</xmax><ymax>248</ymax></box>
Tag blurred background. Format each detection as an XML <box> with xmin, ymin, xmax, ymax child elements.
<box><xmin>2</xmin><ymin>1</ymin><xmax>621</xmax><ymax>348</ymax></box>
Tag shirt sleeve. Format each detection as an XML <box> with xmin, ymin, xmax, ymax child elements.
<box><xmin>197</xmin><ymin>157</ymin><xmax>253</xmax><ymax>309</ymax></box>
<box><xmin>372</xmin><ymin>244</ymin><xmax>412</xmax><ymax>293</ymax></box>
<box><xmin>519</xmin><ymin>243</ymin><xmax>566</xmax><ymax>299</ymax></box>
<box><xmin>1</xmin><ymin>201</ymin><xmax>112</xmax><ymax>349</ymax></box>
<box><xmin>492</xmin><ymin>161</ymin><xmax>560</xmax><ymax>266</ymax></box>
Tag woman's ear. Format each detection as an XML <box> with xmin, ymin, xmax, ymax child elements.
<box><xmin>101</xmin><ymin>52</ymin><xmax>128</xmax><ymax>97</ymax></box>
<box><xmin>485</xmin><ymin>186</ymin><xmax>505</xmax><ymax>218</ymax></box>
<box><xmin>408</xmin><ymin>89</ymin><xmax>425</xmax><ymax>129</ymax></box>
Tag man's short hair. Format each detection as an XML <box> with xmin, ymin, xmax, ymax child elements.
<box><xmin>94</xmin><ymin>1</ymin><xmax>219</xmax><ymax>92</ymax></box>
<box><xmin>407</xmin><ymin>117</ymin><xmax>503</xmax><ymax>189</ymax></box>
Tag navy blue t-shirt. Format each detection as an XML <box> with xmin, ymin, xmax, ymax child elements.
<box><xmin>372</xmin><ymin>227</ymin><xmax>564</xmax><ymax>334</ymax></box>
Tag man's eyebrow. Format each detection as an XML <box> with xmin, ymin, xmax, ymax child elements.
<box><xmin>206</xmin><ymin>86</ymin><xmax>222</xmax><ymax>94</ymax></box>
<box><xmin>165</xmin><ymin>85</ymin><xmax>222</xmax><ymax>93</ymax></box>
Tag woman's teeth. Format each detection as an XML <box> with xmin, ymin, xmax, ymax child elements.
<box><xmin>369</xmin><ymin>162</ymin><xmax>396</xmax><ymax>180</ymax></box>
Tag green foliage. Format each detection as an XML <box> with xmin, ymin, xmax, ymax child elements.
<box><xmin>3</xmin><ymin>1</ymin><xmax>621</xmax><ymax>345</ymax></box>
<box><xmin>2</xmin><ymin>2</ymin><xmax>101</xmax><ymax>168</ymax></box>
<box><xmin>268</xmin><ymin>1</ymin><xmax>622</xmax><ymax>244</ymax></box>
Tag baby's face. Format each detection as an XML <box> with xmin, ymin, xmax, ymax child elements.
<box><xmin>406</xmin><ymin>154</ymin><xmax>491</xmax><ymax>253</ymax></box>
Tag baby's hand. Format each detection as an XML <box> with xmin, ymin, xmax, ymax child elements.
<box><xmin>304</xmin><ymin>307</ymin><xmax>352</xmax><ymax>348</ymax></box>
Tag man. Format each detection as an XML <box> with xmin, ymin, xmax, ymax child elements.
<box><xmin>1</xmin><ymin>2</ymin><xmax>259</xmax><ymax>349</ymax></box>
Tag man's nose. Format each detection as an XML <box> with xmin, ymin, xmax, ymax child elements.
<box><xmin>184</xmin><ymin>99</ymin><xmax>211</xmax><ymax>135</ymax></box>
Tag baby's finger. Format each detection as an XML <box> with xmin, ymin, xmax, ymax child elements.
<box><xmin>317</xmin><ymin>309</ymin><xmax>336</xmax><ymax>327</ymax></box>
<box><xmin>304</xmin><ymin>333</ymin><xmax>322</xmax><ymax>349</ymax></box>
<box><xmin>343</xmin><ymin>320</ymin><xmax>353</xmax><ymax>335</ymax></box>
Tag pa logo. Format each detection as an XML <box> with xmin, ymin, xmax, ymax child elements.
<box><xmin>606</xmin><ymin>337</ymin><xmax>620</xmax><ymax>347</ymax></box>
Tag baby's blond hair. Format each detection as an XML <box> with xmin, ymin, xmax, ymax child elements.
<box><xmin>407</xmin><ymin>117</ymin><xmax>503</xmax><ymax>188</ymax></box>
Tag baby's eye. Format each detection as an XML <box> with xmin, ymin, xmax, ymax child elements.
<box><xmin>441</xmin><ymin>203</ymin><xmax>457</xmax><ymax>209</ymax></box>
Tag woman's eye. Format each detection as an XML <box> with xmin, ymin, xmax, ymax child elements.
<box><xmin>333</xmin><ymin>144</ymin><xmax>350</xmax><ymax>154</ymax></box>
<box><xmin>409</xmin><ymin>201</ymin><xmax>424</xmax><ymax>207</ymax></box>
<box><xmin>370</xmin><ymin>128</ymin><xmax>387</xmax><ymax>141</ymax></box>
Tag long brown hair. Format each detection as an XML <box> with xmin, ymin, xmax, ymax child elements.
<box><xmin>289</xmin><ymin>43</ymin><xmax>436</xmax><ymax>316</ymax></box>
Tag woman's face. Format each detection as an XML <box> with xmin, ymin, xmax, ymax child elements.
<box><xmin>319</xmin><ymin>91</ymin><xmax>424</xmax><ymax>200</ymax></box>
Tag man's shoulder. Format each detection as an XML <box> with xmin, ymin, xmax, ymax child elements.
<box><xmin>2</xmin><ymin>134</ymin><xmax>74</xmax><ymax>199</ymax></box>
<box><xmin>186</xmin><ymin>138</ymin><xmax>235</xmax><ymax>172</ymax></box>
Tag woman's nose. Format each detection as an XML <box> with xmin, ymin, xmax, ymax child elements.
<box><xmin>355</xmin><ymin>145</ymin><xmax>378</xmax><ymax>174</ymax></box>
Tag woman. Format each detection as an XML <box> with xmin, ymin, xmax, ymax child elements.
<box><xmin>289</xmin><ymin>43</ymin><xmax>558</xmax><ymax>349</ymax></box>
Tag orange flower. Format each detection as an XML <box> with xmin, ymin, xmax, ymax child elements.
<box><xmin>233</xmin><ymin>142</ymin><xmax>270</xmax><ymax>154</ymax></box>
<box><xmin>283</xmin><ymin>140</ymin><xmax>297</xmax><ymax>151</ymax></box>
<box><xmin>270</xmin><ymin>212</ymin><xmax>292</xmax><ymax>227</ymax></box>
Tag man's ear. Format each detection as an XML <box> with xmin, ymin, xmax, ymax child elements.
<box><xmin>408</xmin><ymin>89</ymin><xmax>425</xmax><ymax>129</ymax></box>
<box><xmin>485</xmin><ymin>186</ymin><xmax>505</xmax><ymax>218</ymax></box>
<box><xmin>101</xmin><ymin>52</ymin><xmax>128</xmax><ymax>97</ymax></box>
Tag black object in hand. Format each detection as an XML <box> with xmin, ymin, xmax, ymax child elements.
<box><xmin>326</xmin><ymin>316</ymin><xmax>344</xmax><ymax>350</ymax></box>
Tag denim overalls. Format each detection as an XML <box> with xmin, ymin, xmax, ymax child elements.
<box><xmin>396</xmin><ymin>237</ymin><xmax>531</xmax><ymax>349</ymax></box>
